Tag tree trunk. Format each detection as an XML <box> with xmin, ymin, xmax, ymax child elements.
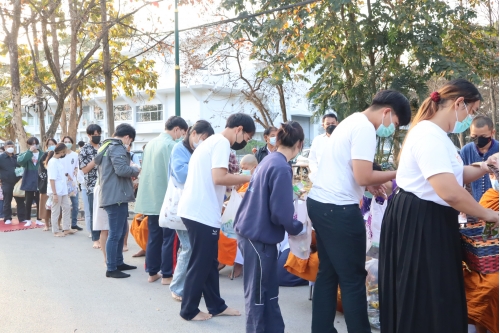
<box><xmin>101</xmin><ymin>0</ymin><xmax>114</xmax><ymax>137</ymax></box>
<box><xmin>68</xmin><ymin>0</ymin><xmax>79</xmax><ymax>147</ymax></box>
<box><xmin>489</xmin><ymin>78</ymin><xmax>498</xmax><ymax>140</ymax></box>
<box><xmin>2</xmin><ymin>0</ymin><xmax>27</xmax><ymax>150</ymax></box>
<box><xmin>277</xmin><ymin>84</ymin><xmax>287</xmax><ymax>123</ymax></box>
<box><xmin>31</xmin><ymin>17</ymin><xmax>46</xmax><ymax>146</ymax></box>
<box><xmin>50</xmin><ymin>11</ymin><xmax>67</xmax><ymax>138</ymax></box>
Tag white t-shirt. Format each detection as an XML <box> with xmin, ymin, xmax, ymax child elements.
<box><xmin>309</xmin><ymin>112</ymin><xmax>376</xmax><ymax>205</ymax></box>
<box><xmin>177</xmin><ymin>134</ymin><xmax>231</xmax><ymax>228</ymax></box>
<box><xmin>62</xmin><ymin>151</ymin><xmax>79</xmax><ymax>179</ymax></box>
<box><xmin>47</xmin><ymin>158</ymin><xmax>68</xmax><ymax>196</ymax></box>
<box><xmin>397</xmin><ymin>120</ymin><xmax>464</xmax><ymax>206</ymax></box>
<box><xmin>308</xmin><ymin>133</ymin><xmax>330</xmax><ymax>183</ymax></box>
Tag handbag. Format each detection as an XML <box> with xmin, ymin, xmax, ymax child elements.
<box><xmin>159</xmin><ymin>177</ymin><xmax>186</xmax><ymax>230</ymax></box>
<box><xmin>13</xmin><ymin>179</ymin><xmax>25</xmax><ymax>197</ymax></box>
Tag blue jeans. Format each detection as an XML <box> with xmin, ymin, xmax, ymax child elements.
<box><xmin>103</xmin><ymin>203</ymin><xmax>128</xmax><ymax>271</ymax></box>
<box><xmin>0</xmin><ymin>200</ymin><xmax>4</xmax><ymax>218</ymax></box>
<box><xmin>70</xmin><ymin>192</ymin><xmax>79</xmax><ymax>227</ymax></box>
<box><xmin>170</xmin><ymin>229</ymin><xmax>192</xmax><ymax>297</ymax></box>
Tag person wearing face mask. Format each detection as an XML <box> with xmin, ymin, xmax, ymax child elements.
<box><xmin>167</xmin><ymin>120</ymin><xmax>215</xmax><ymax>302</ymax></box>
<box><xmin>233</xmin><ymin>121</ymin><xmax>305</xmax><ymax>333</ymax></box>
<box><xmin>38</xmin><ymin>138</ymin><xmax>57</xmax><ymax>231</ymax></box>
<box><xmin>308</xmin><ymin>113</ymin><xmax>338</xmax><ymax>183</ymax></box>
<box><xmin>177</xmin><ymin>113</ymin><xmax>255</xmax><ymax>321</ymax></box>
<box><xmin>60</xmin><ymin>136</ymin><xmax>82</xmax><ymax>231</ymax></box>
<box><xmin>135</xmin><ymin>116</ymin><xmax>188</xmax><ymax>284</ymax></box>
<box><xmin>79</xmin><ymin>124</ymin><xmax>103</xmax><ymax>248</ymax></box>
<box><xmin>307</xmin><ymin>90</ymin><xmax>411</xmax><ymax>333</ymax></box>
<box><xmin>46</xmin><ymin>143</ymin><xmax>76</xmax><ymax>237</ymax></box>
<box><xmin>0</xmin><ymin>141</ymin><xmax>27</xmax><ymax>225</ymax></box>
<box><xmin>94</xmin><ymin>123</ymin><xmax>140</xmax><ymax>278</ymax></box>
<box><xmin>17</xmin><ymin>137</ymin><xmax>44</xmax><ymax>227</ymax></box>
<box><xmin>379</xmin><ymin>79</ymin><xmax>499</xmax><ymax>333</ymax></box>
<box><xmin>460</xmin><ymin>116</ymin><xmax>499</xmax><ymax>202</ymax></box>
<box><xmin>254</xmin><ymin>126</ymin><xmax>278</xmax><ymax>164</ymax></box>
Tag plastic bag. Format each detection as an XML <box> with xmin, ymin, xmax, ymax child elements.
<box><xmin>14</xmin><ymin>167</ymin><xmax>24</xmax><ymax>177</ymax></box>
<box><xmin>159</xmin><ymin>177</ymin><xmax>185</xmax><ymax>230</ymax></box>
<box><xmin>13</xmin><ymin>179</ymin><xmax>25</xmax><ymax>197</ymax></box>
<box><xmin>288</xmin><ymin>199</ymin><xmax>312</xmax><ymax>260</ymax></box>
<box><xmin>366</xmin><ymin>197</ymin><xmax>387</xmax><ymax>258</ymax></box>
<box><xmin>67</xmin><ymin>180</ymin><xmax>78</xmax><ymax>197</ymax></box>
<box><xmin>366</xmin><ymin>258</ymin><xmax>380</xmax><ymax>329</ymax></box>
<box><xmin>45</xmin><ymin>195</ymin><xmax>53</xmax><ymax>210</ymax></box>
<box><xmin>220</xmin><ymin>188</ymin><xmax>242</xmax><ymax>239</ymax></box>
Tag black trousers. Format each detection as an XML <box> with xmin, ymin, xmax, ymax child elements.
<box><xmin>306</xmin><ymin>198</ymin><xmax>371</xmax><ymax>333</ymax></box>
<box><xmin>87</xmin><ymin>192</ymin><xmax>101</xmax><ymax>242</ymax></box>
<box><xmin>25</xmin><ymin>191</ymin><xmax>40</xmax><ymax>220</ymax></box>
<box><xmin>145</xmin><ymin>215</ymin><xmax>179</xmax><ymax>278</ymax></box>
<box><xmin>2</xmin><ymin>183</ymin><xmax>27</xmax><ymax>222</ymax></box>
<box><xmin>180</xmin><ymin>218</ymin><xmax>227</xmax><ymax>320</ymax></box>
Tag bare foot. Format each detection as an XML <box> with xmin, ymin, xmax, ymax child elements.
<box><xmin>64</xmin><ymin>229</ymin><xmax>77</xmax><ymax>235</ymax></box>
<box><xmin>218</xmin><ymin>263</ymin><xmax>226</xmax><ymax>271</ymax></box>
<box><xmin>148</xmin><ymin>274</ymin><xmax>161</xmax><ymax>283</ymax></box>
<box><xmin>92</xmin><ymin>241</ymin><xmax>101</xmax><ymax>249</ymax></box>
<box><xmin>123</xmin><ymin>246</ymin><xmax>129</xmax><ymax>252</ymax></box>
<box><xmin>42</xmin><ymin>226</ymin><xmax>49</xmax><ymax>231</ymax></box>
<box><xmin>12</xmin><ymin>220</ymin><xmax>19</xmax><ymax>225</ymax></box>
<box><xmin>132</xmin><ymin>249</ymin><xmax>146</xmax><ymax>257</ymax></box>
<box><xmin>54</xmin><ymin>232</ymin><xmax>66</xmax><ymax>237</ymax></box>
<box><xmin>171</xmin><ymin>292</ymin><xmax>182</xmax><ymax>302</ymax></box>
<box><xmin>190</xmin><ymin>311</ymin><xmax>212</xmax><ymax>321</ymax></box>
<box><xmin>161</xmin><ymin>277</ymin><xmax>173</xmax><ymax>285</ymax></box>
<box><xmin>230</xmin><ymin>263</ymin><xmax>243</xmax><ymax>279</ymax></box>
<box><xmin>216</xmin><ymin>307</ymin><xmax>241</xmax><ymax>317</ymax></box>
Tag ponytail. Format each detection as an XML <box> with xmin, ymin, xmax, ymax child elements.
<box><xmin>276</xmin><ymin>121</ymin><xmax>305</xmax><ymax>148</ymax></box>
<box><xmin>44</xmin><ymin>143</ymin><xmax>67</xmax><ymax>167</ymax></box>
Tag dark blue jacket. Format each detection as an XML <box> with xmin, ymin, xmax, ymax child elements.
<box><xmin>460</xmin><ymin>140</ymin><xmax>499</xmax><ymax>202</ymax></box>
<box><xmin>0</xmin><ymin>153</ymin><xmax>20</xmax><ymax>185</ymax></box>
<box><xmin>234</xmin><ymin>152</ymin><xmax>303</xmax><ymax>244</ymax></box>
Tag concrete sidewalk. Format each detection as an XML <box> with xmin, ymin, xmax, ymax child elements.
<box><xmin>0</xmin><ymin>227</ymin><xmax>360</xmax><ymax>333</ymax></box>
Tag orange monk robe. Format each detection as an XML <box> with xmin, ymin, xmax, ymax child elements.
<box><xmin>237</xmin><ymin>182</ymin><xmax>249</xmax><ymax>194</ymax></box>
<box><xmin>218</xmin><ymin>190</ymin><xmax>246</xmax><ymax>266</ymax></box>
<box><xmin>463</xmin><ymin>188</ymin><xmax>499</xmax><ymax>333</ymax></box>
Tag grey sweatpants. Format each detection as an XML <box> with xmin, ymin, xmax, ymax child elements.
<box><xmin>51</xmin><ymin>195</ymin><xmax>71</xmax><ymax>233</ymax></box>
<box><xmin>237</xmin><ymin>235</ymin><xmax>284</xmax><ymax>333</ymax></box>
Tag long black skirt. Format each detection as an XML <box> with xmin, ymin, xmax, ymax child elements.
<box><xmin>379</xmin><ymin>189</ymin><xmax>467</xmax><ymax>333</ymax></box>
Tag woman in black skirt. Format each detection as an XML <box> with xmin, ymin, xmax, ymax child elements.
<box><xmin>379</xmin><ymin>79</ymin><xmax>499</xmax><ymax>333</ymax></box>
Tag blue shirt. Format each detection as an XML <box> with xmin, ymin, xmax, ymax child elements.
<box><xmin>460</xmin><ymin>139</ymin><xmax>499</xmax><ymax>201</ymax></box>
<box><xmin>169</xmin><ymin>142</ymin><xmax>192</xmax><ymax>187</ymax></box>
<box><xmin>234</xmin><ymin>152</ymin><xmax>303</xmax><ymax>244</ymax></box>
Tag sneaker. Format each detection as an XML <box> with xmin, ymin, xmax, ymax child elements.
<box><xmin>5</xmin><ymin>220</ymin><xmax>11</xmax><ymax>225</ymax></box>
<box><xmin>35</xmin><ymin>220</ymin><xmax>44</xmax><ymax>226</ymax></box>
<box><xmin>24</xmin><ymin>221</ymin><xmax>32</xmax><ymax>227</ymax></box>
<box><xmin>117</xmin><ymin>263</ymin><xmax>137</xmax><ymax>271</ymax></box>
<box><xmin>106</xmin><ymin>270</ymin><xmax>130</xmax><ymax>279</ymax></box>
<box><xmin>71</xmin><ymin>225</ymin><xmax>83</xmax><ymax>231</ymax></box>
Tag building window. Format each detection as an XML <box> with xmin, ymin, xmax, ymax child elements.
<box><xmin>22</xmin><ymin>111</ymin><xmax>35</xmax><ymax>126</ymax></box>
<box><xmin>136</xmin><ymin>104</ymin><xmax>163</xmax><ymax>122</ymax></box>
<box><xmin>94</xmin><ymin>106</ymin><xmax>104</xmax><ymax>120</ymax></box>
<box><xmin>114</xmin><ymin>104</ymin><xmax>132</xmax><ymax>121</ymax></box>
<box><xmin>80</xmin><ymin>106</ymin><xmax>90</xmax><ymax>128</ymax></box>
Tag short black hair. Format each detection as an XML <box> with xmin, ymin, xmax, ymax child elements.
<box><xmin>86</xmin><ymin>124</ymin><xmax>102</xmax><ymax>135</ymax></box>
<box><xmin>165</xmin><ymin>116</ymin><xmax>189</xmax><ymax>131</ymax></box>
<box><xmin>61</xmin><ymin>136</ymin><xmax>74</xmax><ymax>144</ymax></box>
<box><xmin>78</xmin><ymin>141</ymin><xmax>85</xmax><ymax>148</ymax></box>
<box><xmin>371</xmin><ymin>90</ymin><xmax>411</xmax><ymax>126</ymax></box>
<box><xmin>27</xmin><ymin>136</ymin><xmax>39</xmax><ymax>145</ymax></box>
<box><xmin>226</xmin><ymin>113</ymin><xmax>256</xmax><ymax>135</ymax></box>
<box><xmin>472</xmin><ymin>116</ymin><xmax>494</xmax><ymax>130</ymax></box>
<box><xmin>5</xmin><ymin>140</ymin><xmax>14</xmax><ymax>146</ymax></box>
<box><xmin>322</xmin><ymin>113</ymin><xmax>338</xmax><ymax>122</ymax></box>
<box><xmin>114</xmin><ymin>123</ymin><xmax>136</xmax><ymax>140</ymax></box>
<box><xmin>263</xmin><ymin>126</ymin><xmax>278</xmax><ymax>137</ymax></box>
<box><xmin>277</xmin><ymin>121</ymin><xmax>304</xmax><ymax>148</ymax></box>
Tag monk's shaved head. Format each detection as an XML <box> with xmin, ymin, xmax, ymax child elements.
<box><xmin>240</xmin><ymin>154</ymin><xmax>258</xmax><ymax>168</ymax></box>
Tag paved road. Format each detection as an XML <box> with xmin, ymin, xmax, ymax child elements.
<box><xmin>0</xmin><ymin>227</ymin><xmax>360</xmax><ymax>333</ymax></box>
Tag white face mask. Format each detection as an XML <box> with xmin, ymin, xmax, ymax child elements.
<box><xmin>193</xmin><ymin>137</ymin><xmax>203</xmax><ymax>149</ymax></box>
<box><xmin>6</xmin><ymin>147</ymin><xmax>14</xmax><ymax>154</ymax></box>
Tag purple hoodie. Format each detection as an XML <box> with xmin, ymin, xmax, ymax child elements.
<box><xmin>234</xmin><ymin>152</ymin><xmax>303</xmax><ymax>244</ymax></box>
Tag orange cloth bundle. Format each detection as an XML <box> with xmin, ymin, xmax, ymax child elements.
<box><xmin>130</xmin><ymin>214</ymin><xmax>149</xmax><ymax>251</ymax></box>
<box><xmin>218</xmin><ymin>231</ymin><xmax>237</xmax><ymax>266</ymax></box>
<box><xmin>237</xmin><ymin>182</ymin><xmax>249</xmax><ymax>194</ymax></box>
<box><xmin>284</xmin><ymin>251</ymin><xmax>319</xmax><ymax>282</ymax></box>
<box><xmin>479</xmin><ymin>188</ymin><xmax>499</xmax><ymax>212</ymax></box>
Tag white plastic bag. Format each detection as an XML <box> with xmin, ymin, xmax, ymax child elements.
<box><xmin>288</xmin><ymin>199</ymin><xmax>312</xmax><ymax>260</ymax></box>
<box><xmin>367</xmin><ymin>197</ymin><xmax>387</xmax><ymax>247</ymax></box>
<box><xmin>220</xmin><ymin>188</ymin><xmax>242</xmax><ymax>239</ymax></box>
<box><xmin>159</xmin><ymin>177</ymin><xmax>186</xmax><ymax>230</ymax></box>
<box><xmin>45</xmin><ymin>195</ymin><xmax>53</xmax><ymax>210</ymax></box>
<box><xmin>366</xmin><ymin>258</ymin><xmax>380</xmax><ymax>329</ymax></box>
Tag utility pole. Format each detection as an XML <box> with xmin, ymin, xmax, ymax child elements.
<box><xmin>174</xmin><ymin>0</ymin><xmax>181</xmax><ymax>116</ymax></box>
<box><xmin>101</xmin><ymin>0</ymin><xmax>114</xmax><ymax>137</ymax></box>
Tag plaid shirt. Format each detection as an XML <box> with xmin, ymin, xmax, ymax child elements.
<box><xmin>228</xmin><ymin>151</ymin><xmax>240</xmax><ymax>174</ymax></box>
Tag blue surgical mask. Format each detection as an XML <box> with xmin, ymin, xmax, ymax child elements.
<box><xmin>376</xmin><ymin>112</ymin><xmax>396</xmax><ymax>138</ymax></box>
<box><xmin>269</xmin><ymin>137</ymin><xmax>277</xmax><ymax>146</ymax></box>
<box><xmin>492</xmin><ymin>179</ymin><xmax>499</xmax><ymax>192</ymax></box>
<box><xmin>48</xmin><ymin>146</ymin><xmax>55</xmax><ymax>151</ymax></box>
<box><xmin>364</xmin><ymin>191</ymin><xmax>373</xmax><ymax>199</ymax></box>
<box><xmin>65</xmin><ymin>143</ymin><xmax>73</xmax><ymax>149</ymax></box>
<box><xmin>241</xmin><ymin>170</ymin><xmax>251</xmax><ymax>176</ymax></box>
<box><xmin>452</xmin><ymin>103</ymin><xmax>473</xmax><ymax>134</ymax></box>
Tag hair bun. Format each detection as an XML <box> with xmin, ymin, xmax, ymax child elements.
<box><xmin>430</xmin><ymin>91</ymin><xmax>441</xmax><ymax>103</ymax></box>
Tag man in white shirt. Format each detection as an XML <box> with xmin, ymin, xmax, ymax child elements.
<box><xmin>177</xmin><ymin>113</ymin><xmax>254</xmax><ymax>321</ymax></box>
<box><xmin>308</xmin><ymin>113</ymin><xmax>338</xmax><ymax>183</ymax></box>
<box><xmin>61</xmin><ymin>136</ymin><xmax>82</xmax><ymax>231</ymax></box>
<box><xmin>307</xmin><ymin>90</ymin><xmax>411</xmax><ymax>333</ymax></box>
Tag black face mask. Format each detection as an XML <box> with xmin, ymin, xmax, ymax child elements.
<box><xmin>326</xmin><ymin>125</ymin><xmax>336</xmax><ymax>135</ymax></box>
<box><xmin>231</xmin><ymin>132</ymin><xmax>248</xmax><ymax>151</ymax></box>
<box><xmin>60</xmin><ymin>154</ymin><xmax>66</xmax><ymax>159</ymax></box>
<box><xmin>474</xmin><ymin>136</ymin><xmax>492</xmax><ymax>149</ymax></box>
<box><xmin>91</xmin><ymin>136</ymin><xmax>101</xmax><ymax>144</ymax></box>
